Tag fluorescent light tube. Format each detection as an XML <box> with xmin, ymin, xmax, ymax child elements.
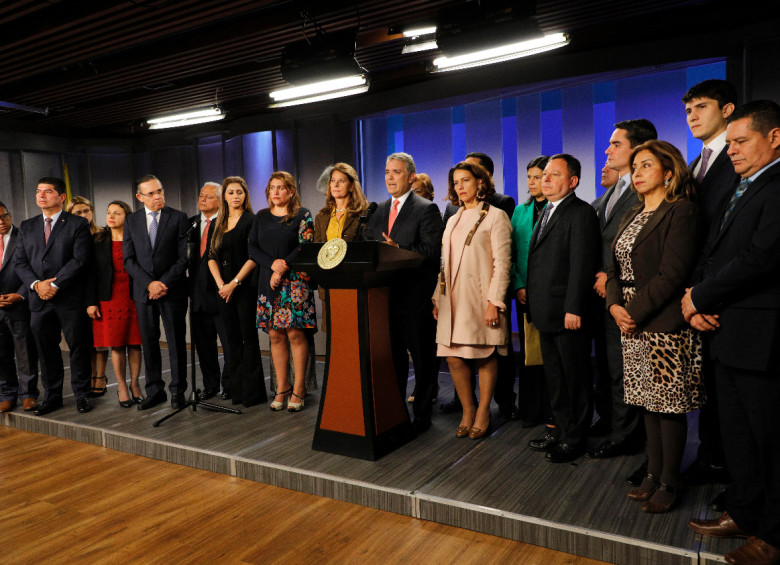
<box><xmin>433</xmin><ymin>33</ymin><xmax>570</xmax><ymax>72</ymax></box>
<box><xmin>269</xmin><ymin>85</ymin><xmax>369</xmax><ymax>108</ymax></box>
<box><xmin>269</xmin><ymin>75</ymin><xmax>367</xmax><ymax>102</ymax></box>
<box><xmin>147</xmin><ymin>107</ymin><xmax>223</xmax><ymax>126</ymax></box>
<box><xmin>403</xmin><ymin>26</ymin><xmax>436</xmax><ymax>37</ymax></box>
<box><xmin>402</xmin><ymin>40</ymin><xmax>439</xmax><ymax>54</ymax></box>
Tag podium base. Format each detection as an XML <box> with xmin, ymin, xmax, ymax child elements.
<box><xmin>312</xmin><ymin>421</ymin><xmax>416</xmax><ymax>461</ymax></box>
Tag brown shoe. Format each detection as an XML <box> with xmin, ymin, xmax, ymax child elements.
<box><xmin>689</xmin><ymin>511</ymin><xmax>750</xmax><ymax>538</ymax></box>
<box><xmin>0</xmin><ymin>399</ymin><xmax>15</xmax><ymax>412</ymax></box>
<box><xmin>23</xmin><ymin>398</ymin><xmax>37</xmax><ymax>411</ymax></box>
<box><xmin>725</xmin><ymin>537</ymin><xmax>780</xmax><ymax>565</ymax></box>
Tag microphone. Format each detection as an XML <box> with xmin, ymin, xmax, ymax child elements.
<box><xmin>183</xmin><ymin>218</ymin><xmax>199</xmax><ymax>238</ymax></box>
<box><xmin>355</xmin><ymin>202</ymin><xmax>378</xmax><ymax>240</ymax></box>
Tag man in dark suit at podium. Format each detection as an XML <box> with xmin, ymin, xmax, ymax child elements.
<box><xmin>0</xmin><ymin>202</ymin><xmax>38</xmax><ymax>413</ymax></box>
<box><xmin>679</xmin><ymin>80</ymin><xmax>739</xmax><ymax>495</ymax></box>
<box><xmin>188</xmin><ymin>182</ymin><xmax>228</xmax><ymax>400</ymax></box>
<box><xmin>13</xmin><ymin>177</ymin><xmax>93</xmax><ymax>415</ymax></box>
<box><xmin>363</xmin><ymin>152</ymin><xmax>442</xmax><ymax>432</ymax></box>
<box><xmin>124</xmin><ymin>174</ymin><xmax>190</xmax><ymax>410</ymax></box>
<box><xmin>440</xmin><ymin>152</ymin><xmax>518</xmax><ymax>418</ymax></box>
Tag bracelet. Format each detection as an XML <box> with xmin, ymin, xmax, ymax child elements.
<box><xmin>233</xmin><ymin>278</ymin><xmax>241</xmax><ymax>286</ymax></box>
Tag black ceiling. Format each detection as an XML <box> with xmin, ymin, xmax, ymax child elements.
<box><xmin>0</xmin><ymin>0</ymin><xmax>767</xmax><ymax>138</ymax></box>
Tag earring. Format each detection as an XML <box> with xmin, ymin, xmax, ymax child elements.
<box><xmin>664</xmin><ymin>179</ymin><xmax>670</xmax><ymax>187</ymax></box>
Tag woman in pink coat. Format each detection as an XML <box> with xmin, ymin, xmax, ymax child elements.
<box><xmin>433</xmin><ymin>161</ymin><xmax>512</xmax><ymax>439</ymax></box>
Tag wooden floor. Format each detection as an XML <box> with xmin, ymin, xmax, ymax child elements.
<box><xmin>1</xmin><ymin>427</ymin><xmax>606</xmax><ymax>565</ymax></box>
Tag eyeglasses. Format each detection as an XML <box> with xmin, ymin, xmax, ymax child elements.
<box><xmin>0</xmin><ymin>212</ymin><xmax>10</xmax><ymax>222</ymax></box>
<box><xmin>139</xmin><ymin>188</ymin><xmax>164</xmax><ymax>198</ymax></box>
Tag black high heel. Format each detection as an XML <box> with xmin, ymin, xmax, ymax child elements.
<box><xmin>90</xmin><ymin>375</ymin><xmax>107</xmax><ymax>397</ymax></box>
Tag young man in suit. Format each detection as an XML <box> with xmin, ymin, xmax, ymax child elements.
<box><xmin>363</xmin><ymin>152</ymin><xmax>442</xmax><ymax>433</ymax></box>
<box><xmin>685</xmin><ymin>100</ymin><xmax>780</xmax><ymax>565</ymax></box>
<box><xmin>124</xmin><ymin>175</ymin><xmax>190</xmax><ymax>410</ymax></box>
<box><xmin>588</xmin><ymin>119</ymin><xmax>657</xmax><ymax>460</ymax></box>
<box><xmin>680</xmin><ymin>80</ymin><xmax>740</xmax><ymax>494</ymax></box>
<box><xmin>13</xmin><ymin>177</ymin><xmax>93</xmax><ymax>415</ymax></box>
<box><xmin>0</xmin><ymin>202</ymin><xmax>39</xmax><ymax>413</ymax></box>
<box><xmin>526</xmin><ymin>154</ymin><xmax>600</xmax><ymax>463</ymax></box>
<box><xmin>440</xmin><ymin>151</ymin><xmax>518</xmax><ymax>418</ymax></box>
<box><xmin>188</xmin><ymin>182</ymin><xmax>229</xmax><ymax>400</ymax></box>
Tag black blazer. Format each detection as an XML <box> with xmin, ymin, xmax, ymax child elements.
<box><xmin>593</xmin><ymin>180</ymin><xmax>641</xmax><ymax>272</ymax></box>
<box><xmin>13</xmin><ymin>211</ymin><xmax>92</xmax><ymax>312</ymax></box>
<box><xmin>526</xmin><ymin>193</ymin><xmax>600</xmax><ymax>333</ymax></box>
<box><xmin>443</xmin><ymin>192</ymin><xmax>516</xmax><ymax>227</ymax></box>
<box><xmin>691</xmin><ymin>161</ymin><xmax>780</xmax><ymax>372</ymax></box>
<box><xmin>363</xmin><ymin>191</ymin><xmax>442</xmax><ymax>314</ymax></box>
<box><xmin>87</xmin><ymin>234</ymin><xmax>117</xmax><ymax>304</ymax></box>
<box><xmin>605</xmin><ymin>199</ymin><xmax>700</xmax><ymax>333</ymax></box>
<box><xmin>689</xmin><ymin>146</ymin><xmax>740</xmax><ymax>234</ymax></box>
<box><xmin>188</xmin><ymin>214</ymin><xmax>218</xmax><ymax>314</ymax></box>
<box><xmin>0</xmin><ymin>226</ymin><xmax>30</xmax><ymax>321</ymax></box>
<box><xmin>123</xmin><ymin>206</ymin><xmax>189</xmax><ymax>303</ymax></box>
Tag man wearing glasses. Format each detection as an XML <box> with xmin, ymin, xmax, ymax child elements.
<box><xmin>124</xmin><ymin>175</ymin><xmax>190</xmax><ymax>410</ymax></box>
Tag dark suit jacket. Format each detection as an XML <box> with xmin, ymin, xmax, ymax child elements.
<box><xmin>188</xmin><ymin>214</ymin><xmax>217</xmax><ymax>313</ymax></box>
<box><xmin>0</xmin><ymin>226</ymin><xmax>30</xmax><ymax>321</ymax></box>
<box><xmin>593</xmin><ymin>180</ymin><xmax>641</xmax><ymax>272</ymax></box>
<box><xmin>363</xmin><ymin>191</ymin><xmax>442</xmax><ymax>314</ymax></box>
<box><xmin>123</xmin><ymin>206</ymin><xmax>189</xmax><ymax>303</ymax></box>
<box><xmin>313</xmin><ymin>209</ymin><xmax>363</xmax><ymax>242</ymax></box>
<box><xmin>443</xmin><ymin>192</ymin><xmax>515</xmax><ymax>227</ymax></box>
<box><xmin>526</xmin><ymin>193</ymin><xmax>600</xmax><ymax>333</ymax></box>
<box><xmin>13</xmin><ymin>211</ymin><xmax>92</xmax><ymax>312</ymax></box>
<box><xmin>691</xmin><ymin>161</ymin><xmax>780</xmax><ymax>372</ymax></box>
<box><xmin>86</xmin><ymin>233</ymin><xmax>117</xmax><ymax>305</ymax></box>
<box><xmin>605</xmin><ymin>199</ymin><xmax>700</xmax><ymax>333</ymax></box>
<box><xmin>689</xmin><ymin>146</ymin><xmax>739</xmax><ymax>234</ymax></box>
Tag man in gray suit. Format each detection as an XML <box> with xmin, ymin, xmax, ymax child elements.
<box><xmin>0</xmin><ymin>201</ymin><xmax>38</xmax><ymax>413</ymax></box>
<box><xmin>587</xmin><ymin>119</ymin><xmax>657</xmax><ymax>459</ymax></box>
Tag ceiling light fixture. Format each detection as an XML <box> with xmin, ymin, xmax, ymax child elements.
<box><xmin>147</xmin><ymin>107</ymin><xmax>225</xmax><ymax>129</ymax></box>
<box><xmin>403</xmin><ymin>26</ymin><xmax>437</xmax><ymax>38</ymax></box>
<box><xmin>269</xmin><ymin>74</ymin><xmax>368</xmax><ymax>108</ymax></box>
<box><xmin>432</xmin><ymin>33</ymin><xmax>570</xmax><ymax>72</ymax></box>
<box><xmin>401</xmin><ymin>39</ymin><xmax>439</xmax><ymax>54</ymax></box>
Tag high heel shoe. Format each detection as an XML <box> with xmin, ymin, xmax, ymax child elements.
<box><xmin>130</xmin><ymin>383</ymin><xmax>144</xmax><ymax>404</ymax></box>
<box><xmin>270</xmin><ymin>389</ymin><xmax>291</xmax><ymax>411</ymax></box>
<box><xmin>90</xmin><ymin>375</ymin><xmax>107</xmax><ymax>397</ymax></box>
<box><xmin>118</xmin><ymin>388</ymin><xmax>133</xmax><ymax>408</ymax></box>
<box><xmin>627</xmin><ymin>474</ymin><xmax>660</xmax><ymax>501</ymax></box>
<box><xmin>641</xmin><ymin>483</ymin><xmax>679</xmax><ymax>514</ymax></box>
<box><xmin>288</xmin><ymin>391</ymin><xmax>304</xmax><ymax>412</ymax></box>
<box><xmin>469</xmin><ymin>420</ymin><xmax>492</xmax><ymax>440</ymax></box>
<box><xmin>455</xmin><ymin>425</ymin><xmax>471</xmax><ymax>438</ymax></box>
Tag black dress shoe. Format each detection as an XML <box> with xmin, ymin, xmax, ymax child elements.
<box><xmin>198</xmin><ymin>388</ymin><xmax>219</xmax><ymax>401</ymax></box>
<box><xmin>76</xmin><ymin>397</ymin><xmax>92</xmax><ymax>413</ymax></box>
<box><xmin>710</xmin><ymin>487</ymin><xmax>729</xmax><ymax>513</ymax></box>
<box><xmin>528</xmin><ymin>430</ymin><xmax>560</xmax><ymax>452</ymax></box>
<box><xmin>585</xmin><ymin>439</ymin><xmax>625</xmax><ymax>459</ymax></box>
<box><xmin>137</xmin><ymin>390</ymin><xmax>167</xmax><ymax>410</ymax></box>
<box><xmin>34</xmin><ymin>399</ymin><xmax>63</xmax><ymax>416</ymax></box>
<box><xmin>547</xmin><ymin>442</ymin><xmax>584</xmax><ymax>463</ymax></box>
<box><xmin>220</xmin><ymin>390</ymin><xmax>231</xmax><ymax>400</ymax></box>
<box><xmin>171</xmin><ymin>394</ymin><xmax>186</xmax><ymax>409</ymax></box>
<box><xmin>412</xmin><ymin>418</ymin><xmax>432</xmax><ymax>434</ymax></box>
<box><xmin>681</xmin><ymin>459</ymin><xmax>731</xmax><ymax>485</ymax></box>
<box><xmin>439</xmin><ymin>396</ymin><xmax>462</xmax><ymax>413</ymax></box>
<box><xmin>626</xmin><ymin>459</ymin><xmax>649</xmax><ymax>486</ymax></box>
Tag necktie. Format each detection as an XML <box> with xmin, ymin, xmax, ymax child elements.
<box><xmin>605</xmin><ymin>178</ymin><xmax>627</xmax><ymax>219</ymax></box>
<box><xmin>149</xmin><ymin>211</ymin><xmax>158</xmax><ymax>247</ymax></box>
<box><xmin>538</xmin><ymin>204</ymin><xmax>552</xmax><ymax>234</ymax></box>
<box><xmin>720</xmin><ymin>178</ymin><xmax>750</xmax><ymax>230</ymax></box>
<box><xmin>44</xmin><ymin>217</ymin><xmax>52</xmax><ymax>245</ymax></box>
<box><xmin>388</xmin><ymin>199</ymin><xmax>400</xmax><ymax>234</ymax></box>
<box><xmin>0</xmin><ymin>234</ymin><xmax>4</xmax><ymax>270</ymax></box>
<box><xmin>696</xmin><ymin>147</ymin><xmax>713</xmax><ymax>183</ymax></box>
<box><xmin>200</xmin><ymin>218</ymin><xmax>211</xmax><ymax>257</ymax></box>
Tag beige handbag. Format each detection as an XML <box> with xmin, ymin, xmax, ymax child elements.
<box><xmin>523</xmin><ymin>314</ymin><xmax>543</xmax><ymax>366</ymax></box>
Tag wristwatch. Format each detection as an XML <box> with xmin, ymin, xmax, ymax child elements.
<box><xmin>233</xmin><ymin>278</ymin><xmax>241</xmax><ymax>286</ymax></box>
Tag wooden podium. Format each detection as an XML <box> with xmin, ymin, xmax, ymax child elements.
<box><xmin>291</xmin><ymin>241</ymin><xmax>423</xmax><ymax>460</ymax></box>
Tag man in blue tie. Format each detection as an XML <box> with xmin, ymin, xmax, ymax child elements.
<box><xmin>123</xmin><ymin>175</ymin><xmax>190</xmax><ymax>410</ymax></box>
<box><xmin>685</xmin><ymin>100</ymin><xmax>780</xmax><ymax>565</ymax></box>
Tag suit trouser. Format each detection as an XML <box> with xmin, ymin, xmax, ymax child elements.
<box><xmin>0</xmin><ymin>314</ymin><xmax>38</xmax><ymax>401</ymax></box>
<box><xmin>696</xmin><ymin>349</ymin><xmax>727</xmax><ymax>466</ymax></box>
<box><xmin>135</xmin><ymin>298</ymin><xmax>188</xmax><ymax>397</ymax></box>
<box><xmin>539</xmin><ymin>328</ymin><xmax>593</xmax><ymax>446</ymax></box>
<box><xmin>716</xmin><ymin>361</ymin><xmax>780</xmax><ymax>547</ymax></box>
<box><xmin>391</xmin><ymin>309</ymin><xmax>437</xmax><ymax>424</ymax></box>
<box><xmin>30</xmin><ymin>304</ymin><xmax>91</xmax><ymax>402</ymax></box>
<box><xmin>191</xmin><ymin>308</ymin><xmax>229</xmax><ymax>393</ymax></box>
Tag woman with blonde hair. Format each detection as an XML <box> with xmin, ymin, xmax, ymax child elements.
<box><xmin>249</xmin><ymin>172</ymin><xmax>316</xmax><ymax>412</ymax></box>
<box><xmin>606</xmin><ymin>139</ymin><xmax>703</xmax><ymax>513</ymax></box>
<box><xmin>313</xmin><ymin>162</ymin><xmax>368</xmax><ymax>242</ymax></box>
<box><xmin>208</xmin><ymin>176</ymin><xmax>267</xmax><ymax>407</ymax></box>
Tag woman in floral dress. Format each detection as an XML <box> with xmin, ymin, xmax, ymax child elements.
<box><xmin>248</xmin><ymin>171</ymin><xmax>315</xmax><ymax>412</ymax></box>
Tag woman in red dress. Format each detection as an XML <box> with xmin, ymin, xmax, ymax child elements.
<box><xmin>87</xmin><ymin>201</ymin><xmax>143</xmax><ymax>407</ymax></box>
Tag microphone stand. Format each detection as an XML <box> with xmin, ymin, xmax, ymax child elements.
<box><xmin>154</xmin><ymin>222</ymin><xmax>242</xmax><ymax>427</ymax></box>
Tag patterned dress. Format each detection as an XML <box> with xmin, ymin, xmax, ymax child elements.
<box><xmin>615</xmin><ymin>210</ymin><xmax>705</xmax><ymax>414</ymax></box>
<box><xmin>252</xmin><ymin>208</ymin><xmax>316</xmax><ymax>331</ymax></box>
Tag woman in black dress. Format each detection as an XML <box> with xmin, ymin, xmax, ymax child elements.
<box><xmin>208</xmin><ymin>176</ymin><xmax>267</xmax><ymax>407</ymax></box>
<box><xmin>248</xmin><ymin>172</ymin><xmax>316</xmax><ymax>412</ymax></box>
